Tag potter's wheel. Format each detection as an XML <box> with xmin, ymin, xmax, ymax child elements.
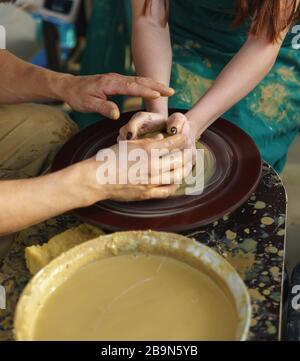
<box><xmin>52</xmin><ymin>110</ymin><xmax>262</xmax><ymax>232</ymax></box>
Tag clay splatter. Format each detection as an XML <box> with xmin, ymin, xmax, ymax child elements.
<box><xmin>249</xmin><ymin>289</ymin><xmax>266</xmax><ymax>302</ymax></box>
<box><xmin>255</xmin><ymin>201</ymin><xmax>266</xmax><ymax>209</ymax></box>
<box><xmin>261</xmin><ymin>217</ymin><xmax>274</xmax><ymax>226</ymax></box>
<box><xmin>225</xmin><ymin>230</ymin><xmax>236</xmax><ymax>240</ymax></box>
<box><xmin>265</xmin><ymin>246</ymin><xmax>278</xmax><ymax>254</ymax></box>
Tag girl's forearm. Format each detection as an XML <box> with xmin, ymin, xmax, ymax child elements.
<box><xmin>186</xmin><ymin>36</ymin><xmax>282</xmax><ymax>138</ymax></box>
<box><xmin>132</xmin><ymin>9</ymin><xmax>172</xmax><ymax>117</ymax></box>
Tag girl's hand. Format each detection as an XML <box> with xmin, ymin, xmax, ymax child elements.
<box><xmin>118</xmin><ymin>112</ymin><xmax>167</xmax><ymax>141</ymax></box>
<box><xmin>166</xmin><ymin>112</ymin><xmax>197</xmax><ymax>159</ymax></box>
<box><xmin>118</xmin><ymin>111</ymin><xmax>196</xmax><ymax>160</ymax></box>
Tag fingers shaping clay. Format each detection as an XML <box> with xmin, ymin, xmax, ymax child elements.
<box><xmin>176</xmin><ymin>140</ymin><xmax>216</xmax><ymax>196</ymax></box>
<box><xmin>141</xmin><ymin>133</ymin><xmax>216</xmax><ymax>195</ymax></box>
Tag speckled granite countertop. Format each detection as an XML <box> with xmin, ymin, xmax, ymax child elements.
<box><xmin>0</xmin><ymin>163</ymin><xmax>286</xmax><ymax>341</ymax></box>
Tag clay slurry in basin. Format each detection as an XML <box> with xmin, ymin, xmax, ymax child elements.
<box><xmin>32</xmin><ymin>254</ymin><xmax>238</xmax><ymax>341</ymax></box>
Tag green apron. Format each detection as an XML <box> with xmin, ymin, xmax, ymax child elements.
<box><xmin>74</xmin><ymin>0</ymin><xmax>300</xmax><ymax>172</ymax></box>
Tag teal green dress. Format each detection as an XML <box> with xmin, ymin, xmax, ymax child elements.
<box><xmin>74</xmin><ymin>0</ymin><xmax>300</xmax><ymax>172</ymax></box>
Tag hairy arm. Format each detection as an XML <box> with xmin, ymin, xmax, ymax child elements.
<box><xmin>0</xmin><ymin>50</ymin><xmax>174</xmax><ymax>119</ymax></box>
<box><xmin>0</xmin><ymin>134</ymin><xmax>186</xmax><ymax>235</ymax></box>
<box><xmin>0</xmin><ymin>50</ymin><xmax>70</xmax><ymax>104</ymax></box>
<box><xmin>131</xmin><ymin>0</ymin><xmax>172</xmax><ymax>118</ymax></box>
<box><xmin>0</xmin><ymin>166</ymin><xmax>89</xmax><ymax>236</ymax></box>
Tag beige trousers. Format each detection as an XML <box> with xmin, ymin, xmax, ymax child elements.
<box><xmin>0</xmin><ymin>103</ymin><xmax>78</xmax><ymax>260</ymax></box>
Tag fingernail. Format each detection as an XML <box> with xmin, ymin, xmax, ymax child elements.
<box><xmin>170</xmin><ymin>127</ymin><xmax>177</xmax><ymax>135</ymax></box>
<box><xmin>169</xmin><ymin>88</ymin><xmax>175</xmax><ymax>95</ymax></box>
<box><xmin>127</xmin><ymin>132</ymin><xmax>133</xmax><ymax>140</ymax></box>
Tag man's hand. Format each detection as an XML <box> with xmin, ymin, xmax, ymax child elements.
<box><xmin>0</xmin><ymin>51</ymin><xmax>174</xmax><ymax>117</ymax></box>
<box><xmin>60</xmin><ymin>73</ymin><xmax>174</xmax><ymax>119</ymax></box>
<box><xmin>73</xmin><ymin>133</ymin><xmax>191</xmax><ymax>204</ymax></box>
<box><xmin>0</xmin><ymin>134</ymin><xmax>192</xmax><ymax>235</ymax></box>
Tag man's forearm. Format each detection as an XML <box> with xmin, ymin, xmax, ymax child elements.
<box><xmin>0</xmin><ymin>50</ymin><xmax>72</xmax><ymax>104</ymax></box>
<box><xmin>0</xmin><ymin>164</ymin><xmax>97</xmax><ymax>235</ymax></box>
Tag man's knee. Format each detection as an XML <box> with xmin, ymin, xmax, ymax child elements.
<box><xmin>20</xmin><ymin>104</ymin><xmax>79</xmax><ymax>175</ymax></box>
<box><xmin>27</xmin><ymin>104</ymin><xmax>78</xmax><ymax>146</ymax></box>
<box><xmin>0</xmin><ymin>103</ymin><xmax>78</xmax><ymax>178</ymax></box>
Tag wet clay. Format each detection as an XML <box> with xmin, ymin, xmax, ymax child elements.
<box><xmin>32</xmin><ymin>254</ymin><xmax>238</xmax><ymax>341</ymax></box>
<box><xmin>176</xmin><ymin>140</ymin><xmax>216</xmax><ymax>195</ymax></box>
<box><xmin>25</xmin><ymin>224</ymin><xmax>104</xmax><ymax>275</ymax></box>
<box><xmin>141</xmin><ymin>133</ymin><xmax>216</xmax><ymax>196</ymax></box>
